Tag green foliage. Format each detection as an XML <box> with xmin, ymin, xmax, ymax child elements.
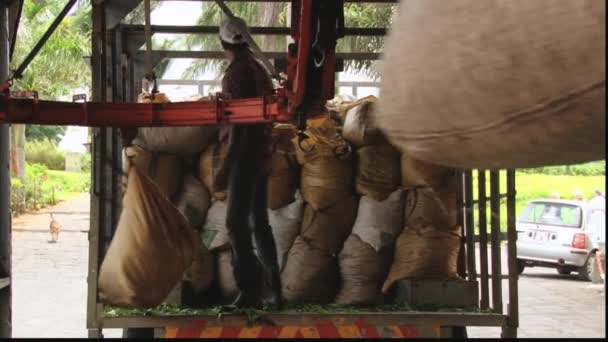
<box><xmin>11</xmin><ymin>0</ymin><xmax>91</xmax><ymax>100</ymax></box>
<box><xmin>470</xmin><ymin>171</ymin><xmax>606</xmax><ymax>233</ymax></box>
<box><xmin>519</xmin><ymin>161</ymin><xmax>605</xmax><ymax>177</ymax></box>
<box><xmin>25</xmin><ymin>125</ymin><xmax>66</xmax><ymax>143</ymax></box>
<box><xmin>182</xmin><ymin>2</ymin><xmax>395</xmax><ymax>80</ymax></box>
<box><xmin>81</xmin><ymin>153</ymin><xmax>91</xmax><ymax>173</ymax></box>
<box><xmin>25</xmin><ymin>139</ymin><xmax>65</xmax><ymax>170</ymax></box>
<box><xmin>10</xmin><ymin>164</ymin><xmax>90</xmax><ymax>217</ymax></box>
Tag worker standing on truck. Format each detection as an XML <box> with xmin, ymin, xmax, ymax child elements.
<box><xmin>214</xmin><ymin>16</ymin><xmax>282</xmax><ymax>309</ymax></box>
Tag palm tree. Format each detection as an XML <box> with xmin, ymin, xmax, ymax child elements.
<box><xmin>9</xmin><ymin>0</ymin><xmax>92</xmax><ymax>177</ymax></box>
<box><xmin>180</xmin><ymin>2</ymin><xmax>395</xmax><ymax>80</ymax></box>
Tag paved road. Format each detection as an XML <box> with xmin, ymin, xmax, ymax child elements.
<box><xmin>10</xmin><ymin>194</ymin><xmax>606</xmax><ymax>338</ymax></box>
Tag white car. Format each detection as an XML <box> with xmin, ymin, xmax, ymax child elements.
<box><xmin>516</xmin><ymin>199</ymin><xmax>605</xmax><ymax>282</ymax></box>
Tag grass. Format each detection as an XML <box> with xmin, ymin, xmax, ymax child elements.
<box><xmin>470</xmin><ymin>171</ymin><xmax>605</xmax><ymax>233</ymax></box>
<box><xmin>103</xmin><ymin>303</ymin><xmax>486</xmax><ymax>322</ymax></box>
<box><xmin>46</xmin><ymin>170</ymin><xmax>90</xmax><ymax>201</ymax></box>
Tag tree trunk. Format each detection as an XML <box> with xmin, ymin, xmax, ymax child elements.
<box><xmin>9</xmin><ymin>124</ymin><xmax>25</xmax><ymax>179</ymax></box>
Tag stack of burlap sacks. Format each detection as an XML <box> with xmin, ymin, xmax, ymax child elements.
<box><xmin>97</xmin><ymin>92</ymin><xmax>462</xmax><ymax>309</ymax></box>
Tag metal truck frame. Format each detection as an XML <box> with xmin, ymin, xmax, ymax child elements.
<box><xmin>0</xmin><ymin>0</ymin><xmax>519</xmax><ymax>338</ymax></box>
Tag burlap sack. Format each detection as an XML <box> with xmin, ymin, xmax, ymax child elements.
<box><xmin>269</xmin><ymin>191</ymin><xmax>304</xmax><ymax>270</ymax></box>
<box><xmin>267</xmin><ymin>152</ymin><xmax>299</xmax><ymax>210</ymax></box>
<box><xmin>382</xmin><ymin>225</ymin><xmax>462</xmax><ymax>293</ymax></box>
<box><xmin>215</xmin><ymin>249</ymin><xmax>239</xmax><ymax>300</ymax></box>
<box><xmin>201</xmin><ymin>200</ymin><xmax>231</xmax><ymax>251</ymax></box>
<box><xmin>122</xmin><ymin>145</ymin><xmax>183</xmax><ymax>199</ymax></box>
<box><xmin>335</xmin><ymin>234</ymin><xmax>393</xmax><ymax>305</ymax></box>
<box><xmin>341</xmin><ymin>96</ymin><xmax>385</xmax><ymax>147</ymax></box>
<box><xmin>296</xmin><ymin>116</ymin><xmax>354</xmax><ymax>211</ymax></box>
<box><xmin>352</xmin><ymin>190</ymin><xmax>404</xmax><ymax>252</ymax></box>
<box><xmin>376</xmin><ymin>0</ymin><xmax>606</xmax><ymax>169</ymax></box>
<box><xmin>400</xmin><ymin>155</ymin><xmax>452</xmax><ymax>188</ymax></box>
<box><xmin>281</xmin><ymin>236</ymin><xmax>339</xmax><ymax>304</ymax></box>
<box><xmin>134</xmin><ymin>92</ymin><xmax>218</xmax><ymax>155</ymax></box>
<box><xmin>326</xmin><ymin>94</ymin><xmax>357</xmax><ymax>115</ymax></box>
<box><xmin>98</xmin><ymin>168</ymin><xmax>199</xmax><ymax>308</ymax></box>
<box><xmin>184</xmin><ymin>242</ymin><xmax>215</xmax><ymax>291</ymax></box>
<box><xmin>198</xmin><ymin>142</ymin><xmax>229</xmax><ymax>201</ymax></box>
<box><xmin>300</xmin><ymin>195</ymin><xmax>359</xmax><ymax>254</ymax></box>
<box><xmin>175</xmin><ymin>174</ymin><xmax>211</xmax><ymax>230</ymax></box>
<box><xmin>403</xmin><ymin>187</ymin><xmax>451</xmax><ymax>230</ymax></box>
<box><xmin>356</xmin><ymin>144</ymin><xmax>401</xmax><ymax>201</ymax></box>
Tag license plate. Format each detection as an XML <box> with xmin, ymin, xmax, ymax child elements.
<box><xmin>533</xmin><ymin>231</ymin><xmax>550</xmax><ymax>242</ymax></box>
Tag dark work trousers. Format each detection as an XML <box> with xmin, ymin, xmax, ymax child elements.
<box><xmin>225</xmin><ymin>124</ymin><xmax>282</xmax><ymax>307</ymax></box>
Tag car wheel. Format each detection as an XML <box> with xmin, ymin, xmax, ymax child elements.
<box><xmin>517</xmin><ymin>259</ymin><xmax>525</xmax><ymax>275</ymax></box>
<box><xmin>578</xmin><ymin>252</ymin><xmax>603</xmax><ymax>283</ymax></box>
<box><xmin>557</xmin><ymin>267</ymin><xmax>571</xmax><ymax>275</ymax></box>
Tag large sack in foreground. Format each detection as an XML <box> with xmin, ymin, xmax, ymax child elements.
<box><xmin>335</xmin><ymin>234</ymin><xmax>393</xmax><ymax>305</ymax></box>
<box><xmin>121</xmin><ymin>145</ymin><xmax>183</xmax><ymax>199</ymax></box>
<box><xmin>269</xmin><ymin>191</ymin><xmax>304</xmax><ymax>270</ymax></box>
<box><xmin>356</xmin><ymin>144</ymin><xmax>401</xmax><ymax>201</ymax></box>
<box><xmin>198</xmin><ymin>142</ymin><xmax>229</xmax><ymax>201</ymax></box>
<box><xmin>281</xmin><ymin>236</ymin><xmax>339</xmax><ymax>304</ymax></box>
<box><xmin>175</xmin><ymin>174</ymin><xmax>211</xmax><ymax>230</ymax></box>
<box><xmin>296</xmin><ymin>116</ymin><xmax>355</xmax><ymax>210</ymax></box>
<box><xmin>134</xmin><ymin>92</ymin><xmax>218</xmax><ymax>155</ymax></box>
<box><xmin>352</xmin><ymin>190</ymin><xmax>404</xmax><ymax>252</ymax></box>
<box><xmin>201</xmin><ymin>200</ymin><xmax>231</xmax><ymax>251</ymax></box>
<box><xmin>382</xmin><ymin>225</ymin><xmax>461</xmax><ymax>293</ymax></box>
<box><xmin>300</xmin><ymin>195</ymin><xmax>359</xmax><ymax>254</ymax></box>
<box><xmin>376</xmin><ymin>0</ymin><xmax>606</xmax><ymax>169</ymax></box>
<box><xmin>98</xmin><ymin>168</ymin><xmax>199</xmax><ymax>308</ymax></box>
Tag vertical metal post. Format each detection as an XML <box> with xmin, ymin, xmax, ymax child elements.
<box><xmin>0</xmin><ymin>2</ymin><xmax>12</xmax><ymax>338</ymax></box>
<box><xmin>490</xmin><ymin>170</ymin><xmax>503</xmax><ymax>313</ymax></box>
<box><xmin>503</xmin><ymin>169</ymin><xmax>518</xmax><ymax>338</ymax></box>
<box><xmin>464</xmin><ymin>170</ymin><xmax>476</xmax><ymax>281</ymax></box>
<box><xmin>87</xmin><ymin>0</ymin><xmax>104</xmax><ymax>337</ymax></box>
<box><xmin>478</xmin><ymin>170</ymin><xmax>489</xmax><ymax>310</ymax></box>
<box><xmin>456</xmin><ymin>170</ymin><xmax>466</xmax><ymax>278</ymax></box>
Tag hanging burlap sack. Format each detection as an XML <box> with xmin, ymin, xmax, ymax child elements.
<box><xmin>300</xmin><ymin>195</ymin><xmax>359</xmax><ymax>254</ymax></box>
<box><xmin>122</xmin><ymin>145</ymin><xmax>183</xmax><ymax>199</ymax></box>
<box><xmin>269</xmin><ymin>191</ymin><xmax>305</xmax><ymax>270</ymax></box>
<box><xmin>356</xmin><ymin>144</ymin><xmax>401</xmax><ymax>201</ymax></box>
<box><xmin>296</xmin><ymin>116</ymin><xmax>355</xmax><ymax>211</ymax></box>
<box><xmin>201</xmin><ymin>200</ymin><xmax>231</xmax><ymax>251</ymax></box>
<box><xmin>134</xmin><ymin>92</ymin><xmax>218</xmax><ymax>155</ymax></box>
<box><xmin>198</xmin><ymin>142</ymin><xmax>229</xmax><ymax>201</ymax></box>
<box><xmin>352</xmin><ymin>190</ymin><xmax>404</xmax><ymax>252</ymax></box>
<box><xmin>341</xmin><ymin>96</ymin><xmax>385</xmax><ymax>147</ymax></box>
<box><xmin>335</xmin><ymin>234</ymin><xmax>393</xmax><ymax>305</ymax></box>
<box><xmin>376</xmin><ymin>0</ymin><xmax>606</xmax><ymax>169</ymax></box>
<box><xmin>98</xmin><ymin>168</ymin><xmax>199</xmax><ymax>308</ymax></box>
<box><xmin>382</xmin><ymin>225</ymin><xmax>462</xmax><ymax>294</ymax></box>
<box><xmin>174</xmin><ymin>174</ymin><xmax>211</xmax><ymax>230</ymax></box>
<box><xmin>281</xmin><ymin>236</ymin><xmax>339</xmax><ymax>304</ymax></box>
<box><xmin>215</xmin><ymin>249</ymin><xmax>239</xmax><ymax>301</ymax></box>
<box><xmin>401</xmin><ymin>155</ymin><xmax>452</xmax><ymax>188</ymax></box>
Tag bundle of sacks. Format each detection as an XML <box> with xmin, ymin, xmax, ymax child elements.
<box><xmin>98</xmin><ymin>92</ymin><xmax>463</xmax><ymax>309</ymax></box>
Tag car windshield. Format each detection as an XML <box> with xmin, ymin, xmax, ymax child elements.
<box><xmin>518</xmin><ymin>202</ymin><xmax>583</xmax><ymax>228</ymax></box>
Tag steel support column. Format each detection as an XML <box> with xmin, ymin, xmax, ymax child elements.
<box><xmin>0</xmin><ymin>1</ymin><xmax>12</xmax><ymax>338</ymax></box>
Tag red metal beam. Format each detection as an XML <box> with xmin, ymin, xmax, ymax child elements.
<box><xmin>0</xmin><ymin>94</ymin><xmax>289</xmax><ymax>127</ymax></box>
